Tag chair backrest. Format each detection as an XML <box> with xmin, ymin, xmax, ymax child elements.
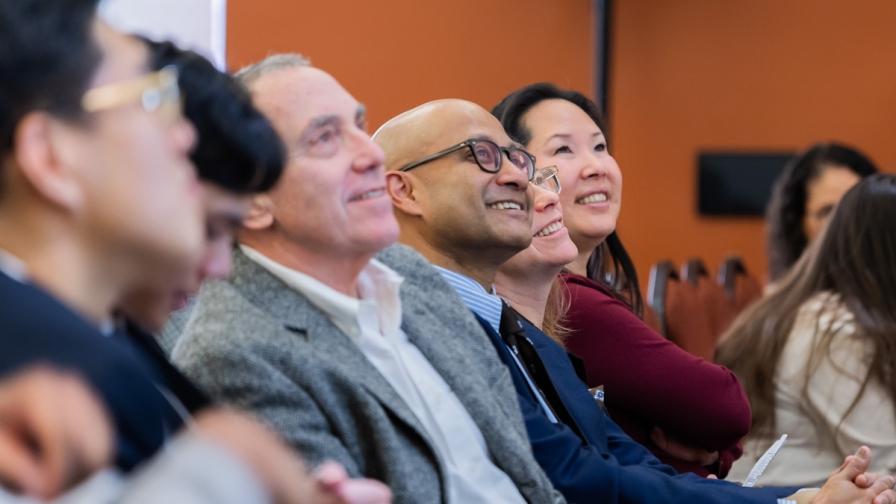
<box><xmin>649</xmin><ymin>256</ymin><xmax>762</xmax><ymax>361</ymax></box>
<box><xmin>681</xmin><ymin>258</ymin><xmax>709</xmax><ymax>286</ymax></box>
<box><xmin>647</xmin><ymin>260</ymin><xmax>677</xmax><ymax>337</ymax></box>
<box><xmin>642</xmin><ymin>304</ymin><xmax>663</xmax><ymax>334</ymax></box>
<box><xmin>717</xmin><ymin>255</ymin><xmax>762</xmax><ymax>310</ymax></box>
<box><xmin>666</xmin><ymin>258</ymin><xmax>717</xmax><ymax>361</ymax></box>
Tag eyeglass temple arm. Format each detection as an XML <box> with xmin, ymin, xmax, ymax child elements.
<box><xmin>398</xmin><ymin>142</ymin><xmax>469</xmax><ymax>172</ymax></box>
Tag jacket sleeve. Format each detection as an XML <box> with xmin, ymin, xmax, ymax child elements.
<box><xmin>173</xmin><ymin>333</ymin><xmax>363</xmax><ymax>477</ymax></box>
<box><xmin>517</xmin><ymin>378</ymin><xmax>799</xmax><ymax>504</ymax></box>
<box><xmin>563</xmin><ymin>279</ymin><xmax>751</xmax><ymax>454</ymax></box>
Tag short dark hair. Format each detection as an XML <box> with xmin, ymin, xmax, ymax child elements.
<box><xmin>0</xmin><ymin>0</ymin><xmax>101</xmax><ymax>158</ymax></box>
<box><xmin>146</xmin><ymin>40</ymin><xmax>285</xmax><ymax>193</ymax></box>
<box><xmin>492</xmin><ymin>83</ymin><xmax>643</xmax><ymax>318</ymax></box>
<box><xmin>766</xmin><ymin>142</ymin><xmax>878</xmax><ymax>281</ymax></box>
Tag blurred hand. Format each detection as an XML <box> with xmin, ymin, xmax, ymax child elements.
<box><xmin>650</xmin><ymin>426</ymin><xmax>719</xmax><ymax>466</ymax></box>
<box><xmin>193</xmin><ymin>409</ymin><xmax>322</xmax><ymax>504</ymax></box>
<box><xmin>790</xmin><ymin>446</ymin><xmax>896</xmax><ymax>504</ymax></box>
<box><xmin>315</xmin><ymin>461</ymin><xmax>392</xmax><ymax>504</ymax></box>
<box><xmin>0</xmin><ymin>366</ymin><xmax>114</xmax><ymax>499</ymax></box>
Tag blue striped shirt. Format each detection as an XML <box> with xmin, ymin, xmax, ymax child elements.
<box><xmin>434</xmin><ymin>267</ymin><xmax>503</xmax><ymax>334</ymax></box>
<box><xmin>435</xmin><ymin>266</ymin><xmax>558</xmax><ymax>423</ymax></box>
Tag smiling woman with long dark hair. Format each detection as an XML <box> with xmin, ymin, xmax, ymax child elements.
<box><xmin>493</xmin><ymin>83</ymin><xmax>751</xmax><ymax>478</ymax></box>
<box><xmin>719</xmin><ymin>174</ymin><xmax>896</xmax><ymax>486</ymax></box>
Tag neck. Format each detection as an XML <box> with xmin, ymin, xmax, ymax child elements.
<box><xmin>567</xmin><ymin>234</ymin><xmax>605</xmax><ymax>277</ymax></box>
<box><xmin>567</xmin><ymin>249</ymin><xmax>591</xmax><ymax>277</ymax></box>
<box><xmin>240</xmin><ymin>232</ymin><xmax>372</xmax><ymax>298</ymax></box>
<box><xmin>0</xmin><ymin>211</ymin><xmax>132</xmax><ymax>324</ymax></box>
<box><xmin>494</xmin><ymin>266</ymin><xmax>559</xmax><ymax>330</ymax></box>
<box><xmin>399</xmin><ymin>231</ymin><xmax>500</xmax><ymax>291</ymax></box>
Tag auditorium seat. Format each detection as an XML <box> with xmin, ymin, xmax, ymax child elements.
<box><xmin>712</xmin><ymin>256</ymin><xmax>763</xmax><ymax>348</ymax></box>
<box><xmin>648</xmin><ymin>257</ymin><xmax>765</xmax><ymax>362</ymax></box>
<box><xmin>648</xmin><ymin>260</ymin><xmax>717</xmax><ymax>361</ymax></box>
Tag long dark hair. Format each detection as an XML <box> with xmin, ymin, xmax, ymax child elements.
<box><xmin>492</xmin><ymin>82</ymin><xmax>643</xmax><ymax>317</ymax></box>
<box><xmin>718</xmin><ymin>174</ymin><xmax>896</xmax><ymax>454</ymax></box>
<box><xmin>766</xmin><ymin>142</ymin><xmax>878</xmax><ymax>282</ymax></box>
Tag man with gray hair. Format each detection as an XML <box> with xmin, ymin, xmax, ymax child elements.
<box><xmin>172</xmin><ymin>54</ymin><xmax>563</xmax><ymax>504</ymax></box>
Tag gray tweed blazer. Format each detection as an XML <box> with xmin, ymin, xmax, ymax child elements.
<box><xmin>171</xmin><ymin>244</ymin><xmax>563</xmax><ymax>504</ymax></box>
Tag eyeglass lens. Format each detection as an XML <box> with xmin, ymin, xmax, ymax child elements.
<box><xmin>472</xmin><ymin>142</ymin><xmax>500</xmax><ymax>171</ymax></box>
<box><xmin>507</xmin><ymin>148</ymin><xmax>534</xmax><ymax>173</ymax></box>
<box><xmin>532</xmin><ymin>167</ymin><xmax>560</xmax><ymax>193</ymax></box>
<box><xmin>471</xmin><ymin>141</ymin><xmax>534</xmax><ymax>177</ymax></box>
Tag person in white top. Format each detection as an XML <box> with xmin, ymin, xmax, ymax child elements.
<box><xmin>719</xmin><ymin>174</ymin><xmax>896</xmax><ymax>487</ymax></box>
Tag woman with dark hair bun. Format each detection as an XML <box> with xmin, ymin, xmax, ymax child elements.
<box><xmin>492</xmin><ymin>83</ymin><xmax>751</xmax><ymax>477</ymax></box>
<box><xmin>719</xmin><ymin>174</ymin><xmax>896</xmax><ymax>486</ymax></box>
<box><xmin>766</xmin><ymin>142</ymin><xmax>878</xmax><ymax>282</ymax></box>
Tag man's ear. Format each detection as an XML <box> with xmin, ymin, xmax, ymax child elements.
<box><xmin>242</xmin><ymin>193</ymin><xmax>275</xmax><ymax>230</ymax></box>
<box><xmin>12</xmin><ymin>113</ymin><xmax>85</xmax><ymax>212</ymax></box>
<box><xmin>386</xmin><ymin>172</ymin><xmax>424</xmax><ymax>217</ymax></box>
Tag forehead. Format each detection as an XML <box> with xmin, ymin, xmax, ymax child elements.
<box><xmin>433</xmin><ymin>105</ymin><xmax>514</xmax><ymax>150</ymax></box>
<box><xmin>250</xmin><ymin>67</ymin><xmax>359</xmax><ymax>140</ymax></box>
<box><xmin>90</xmin><ymin>19</ymin><xmax>149</xmax><ymax>87</ymax></box>
<box><xmin>524</xmin><ymin>99</ymin><xmax>601</xmax><ymax>137</ymax></box>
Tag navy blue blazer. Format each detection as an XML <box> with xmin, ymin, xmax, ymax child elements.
<box><xmin>0</xmin><ymin>271</ymin><xmax>182</xmax><ymax>470</ymax></box>
<box><xmin>474</xmin><ymin>313</ymin><xmax>800</xmax><ymax>504</ymax></box>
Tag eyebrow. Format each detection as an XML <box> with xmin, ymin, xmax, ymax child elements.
<box><xmin>297</xmin><ymin>104</ymin><xmax>368</xmax><ymax>143</ymax></box>
<box><xmin>295</xmin><ymin>114</ymin><xmax>341</xmax><ymax>146</ymax></box>
<box><xmin>547</xmin><ymin>132</ymin><xmax>604</xmax><ymax>141</ymax></box>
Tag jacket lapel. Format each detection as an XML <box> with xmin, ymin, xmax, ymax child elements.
<box><xmin>227</xmin><ymin>248</ymin><xmax>437</xmax><ymax>448</ymax></box>
<box><xmin>400</xmin><ymin>296</ymin><xmax>530</xmax><ymax>471</ymax></box>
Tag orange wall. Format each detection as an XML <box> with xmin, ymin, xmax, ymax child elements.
<box><xmin>610</xmin><ymin>0</ymin><xmax>896</xmax><ymax>286</ymax></box>
<box><xmin>226</xmin><ymin>0</ymin><xmax>593</xmax><ymax>131</ymax></box>
<box><xmin>227</xmin><ymin>0</ymin><xmax>896</xmax><ymax>288</ymax></box>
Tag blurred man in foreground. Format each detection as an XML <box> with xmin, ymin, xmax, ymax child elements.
<box><xmin>0</xmin><ymin>1</ymin><xmax>389</xmax><ymax>502</ymax></box>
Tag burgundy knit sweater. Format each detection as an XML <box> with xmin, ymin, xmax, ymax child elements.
<box><xmin>560</xmin><ymin>272</ymin><xmax>751</xmax><ymax>478</ymax></box>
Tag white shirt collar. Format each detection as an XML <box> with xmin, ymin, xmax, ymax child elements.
<box><xmin>0</xmin><ymin>249</ymin><xmax>28</xmax><ymax>283</ymax></box>
<box><xmin>239</xmin><ymin>244</ymin><xmax>404</xmax><ymax>342</ymax></box>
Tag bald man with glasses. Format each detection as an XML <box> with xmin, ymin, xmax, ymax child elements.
<box><xmin>373</xmin><ymin>98</ymin><xmax>896</xmax><ymax>504</ymax></box>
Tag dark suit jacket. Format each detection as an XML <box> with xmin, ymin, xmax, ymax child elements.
<box><xmin>0</xmin><ymin>271</ymin><xmax>181</xmax><ymax>470</ymax></box>
<box><xmin>120</xmin><ymin>319</ymin><xmax>210</xmax><ymax>414</ymax></box>
<box><xmin>474</xmin><ymin>313</ymin><xmax>800</xmax><ymax>504</ymax></box>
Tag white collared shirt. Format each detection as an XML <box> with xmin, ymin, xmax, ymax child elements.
<box><xmin>0</xmin><ymin>249</ymin><xmax>28</xmax><ymax>283</ymax></box>
<box><xmin>240</xmin><ymin>245</ymin><xmax>526</xmax><ymax>504</ymax></box>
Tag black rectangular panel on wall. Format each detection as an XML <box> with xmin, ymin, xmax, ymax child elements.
<box><xmin>698</xmin><ymin>152</ymin><xmax>795</xmax><ymax>216</ymax></box>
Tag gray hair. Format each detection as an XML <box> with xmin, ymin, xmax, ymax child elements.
<box><xmin>234</xmin><ymin>53</ymin><xmax>311</xmax><ymax>87</ymax></box>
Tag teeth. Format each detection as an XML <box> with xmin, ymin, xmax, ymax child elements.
<box><xmin>534</xmin><ymin>221</ymin><xmax>564</xmax><ymax>238</ymax></box>
<box><xmin>488</xmin><ymin>202</ymin><xmax>522</xmax><ymax>210</ymax></box>
<box><xmin>352</xmin><ymin>189</ymin><xmax>385</xmax><ymax>201</ymax></box>
<box><xmin>576</xmin><ymin>193</ymin><xmax>607</xmax><ymax>204</ymax></box>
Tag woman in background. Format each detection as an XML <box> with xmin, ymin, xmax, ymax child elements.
<box><xmin>493</xmin><ymin>83</ymin><xmax>750</xmax><ymax>477</ymax></box>
<box><xmin>766</xmin><ymin>143</ymin><xmax>877</xmax><ymax>283</ymax></box>
<box><xmin>718</xmin><ymin>174</ymin><xmax>896</xmax><ymax>487</ymax></box>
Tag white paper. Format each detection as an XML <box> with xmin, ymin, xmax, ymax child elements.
<box><xmin>743</xmin><ymin>434</ymin><xmax>788</xmax><ymax>488</ymax></box>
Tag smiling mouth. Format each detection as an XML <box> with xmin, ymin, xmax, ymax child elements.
<box><xmin>534</xmin><ymin>221</ymin><xmax>563</xmax><ymax>238</ymax></box>
<box><xmin>349</xmin><ymin>189</ymin><xmax>386</xmax><ymax>202</ymax></box>
<box><xmin>576</xmin><ymin>193</ymin><xmax>607</xmax><ymax>204</ymax></box>
<box><xmin>488</xmin><ymin>201</ymin><xmax>523</xmax><ymax>211</ymax></box>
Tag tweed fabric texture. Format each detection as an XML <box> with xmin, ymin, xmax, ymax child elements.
<box><xmin>172</xmin><ymin>244</ymin><xmax>563</xmax><ymax>504</ymax></box>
